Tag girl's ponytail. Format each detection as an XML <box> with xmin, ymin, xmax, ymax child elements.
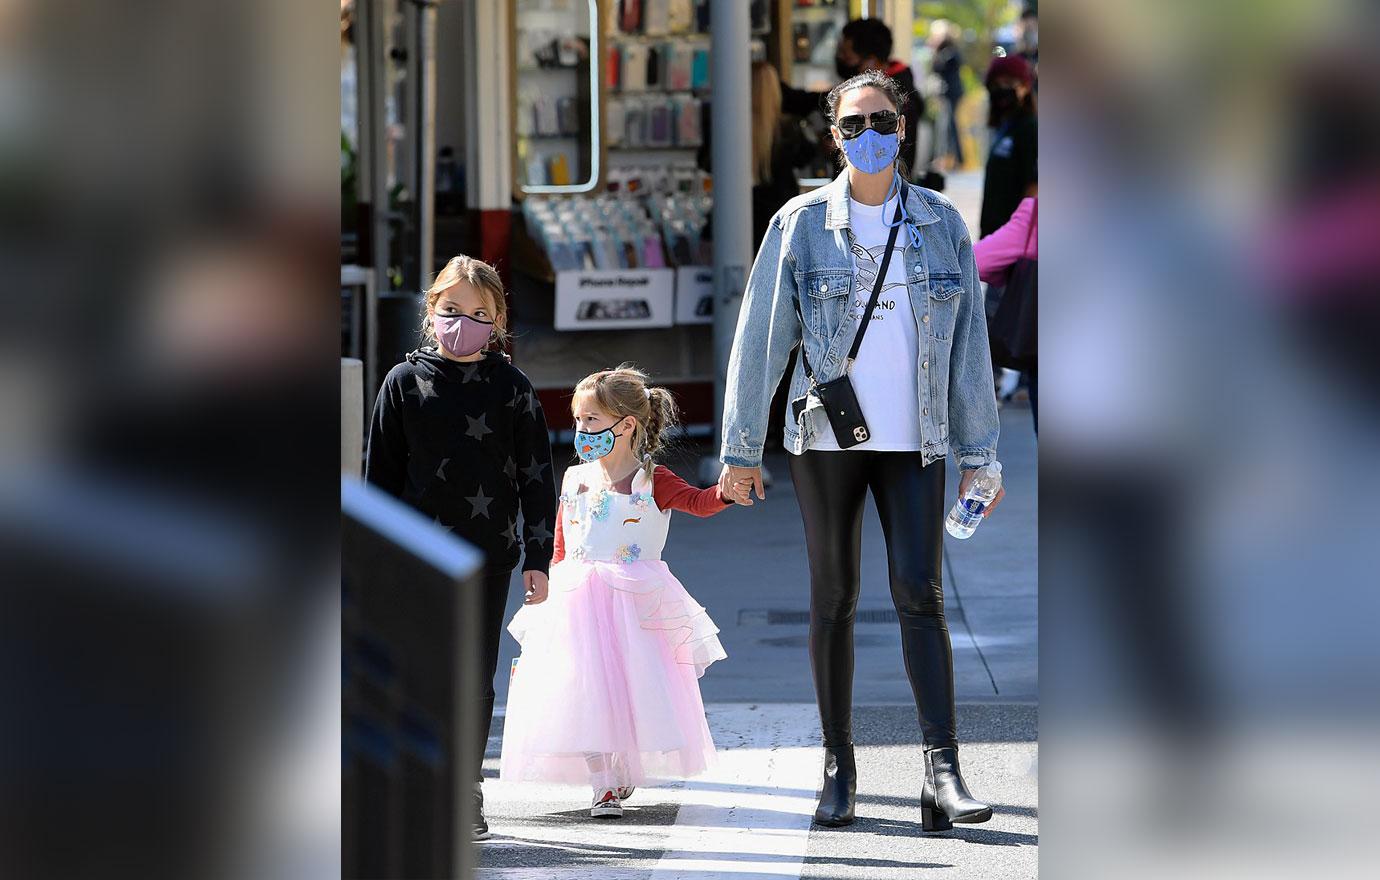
<box><xmin>641</xmin><ymin>386</ymin><xmax>681</xmax><ymax>478</ymax></box>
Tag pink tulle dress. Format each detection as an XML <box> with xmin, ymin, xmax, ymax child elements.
<box><xmin>499</xmin><ymin>460</ymin><xmax>729</xmax><ymax>788</ymax></box>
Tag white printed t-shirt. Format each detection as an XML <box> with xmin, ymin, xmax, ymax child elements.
<box><xmin>809</xmin><ymin>194</ymin><xmax>923</xmax><ymax>451</ymax></box>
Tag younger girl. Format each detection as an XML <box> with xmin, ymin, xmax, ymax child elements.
<box><xmin>365</xmin><ymin>255</ymin><xmax>558</xmax><ymax>840</ymax></box>
<box><xmin>499</xmin><ymin>365</ymin><xmax>750</xmax><ymax>818</ymax></box>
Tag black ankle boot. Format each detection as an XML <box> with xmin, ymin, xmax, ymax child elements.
<box><xmin>921</xmin><ymin>746</ymin><xmax>992</xmax><ymax>831</ymax></box>
<box><xmin>472</xmin><ymin>781</ymin><xmax>491</xmax><ymax>840</ymax></box>
<box><xmin>814</xmin><ymin>743</ymin><xmax>858</xmax><ymax>827</ymax></box>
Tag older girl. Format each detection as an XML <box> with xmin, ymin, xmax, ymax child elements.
<box><xmin>365</xmin><ymin>255</ymin><xmax>558</xmax><ymax>840</ymax></box>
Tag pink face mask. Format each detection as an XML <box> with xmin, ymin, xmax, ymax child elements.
<box><xmin>433</xmin><ymin>313</ymin><xmax>494</xmax><ymax>357</ymax></box>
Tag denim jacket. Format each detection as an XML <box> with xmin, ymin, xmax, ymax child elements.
<box><xmin>720</xmin><ymin>170</ymin><xmax>999</xmax><ymax>470</ymax></box>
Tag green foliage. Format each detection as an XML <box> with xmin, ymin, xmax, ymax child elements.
<box><xmin>916</xmin><ymin>0</ymin><xmax>1021</xmax><ymax>76</ymax></box>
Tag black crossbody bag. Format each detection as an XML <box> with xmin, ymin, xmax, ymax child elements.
<box><xmin>790</xmin><ymin>204</ymin><xmax>903</xmax><ymax>448</ymax></box>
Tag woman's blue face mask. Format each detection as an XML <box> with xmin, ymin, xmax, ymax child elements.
<box><xmin>841</xmin><ymin>127</ymin><xmax>900</xmax><ymax>174</ymax></box>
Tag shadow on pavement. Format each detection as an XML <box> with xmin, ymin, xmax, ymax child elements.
<box><xmin>847</xmin><ymin>816</ymin><xmax>1037</xmax><ymax>847</ymax></box>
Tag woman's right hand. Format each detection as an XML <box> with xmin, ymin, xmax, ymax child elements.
<box><xmin>718</xmin><ymin>464</ymin><xmax>765</xmax><ymax>506</ymax></box>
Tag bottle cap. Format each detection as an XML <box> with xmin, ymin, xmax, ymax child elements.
<box><xmin>988</xmin><ymin>461</ymin><xmax>1003</xmax><ymax>475</ymax></box>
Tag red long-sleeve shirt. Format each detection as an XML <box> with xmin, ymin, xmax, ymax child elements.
<box><xmin>552</xmin><ymin>465</ymin><xmax>733</xmax><ymax>564</ymax></box>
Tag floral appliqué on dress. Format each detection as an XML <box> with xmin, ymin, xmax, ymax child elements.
<box><xmin>569</xmin><ymin>546</ymin><xmax>588</xmax><ymax>561</ymax></box>
<box><xmin>590</xmin><ymin>489</ymin><xmax>613</xmax><ymax>522</ymax></box>
<box><xmin>615</xmin><ymin>544</ymin><xmax>642</xmax><ymax>563</ymax></box>
<box><xmin>629</xmin><ymin>492</ymin><xmax>652</xmax><ymax>513</ymax></box>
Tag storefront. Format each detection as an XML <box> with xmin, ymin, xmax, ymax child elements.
<box><xmin>343</xmin><ymin>0</ymin><xmax>911</xmax><ymax>436</ymax></box>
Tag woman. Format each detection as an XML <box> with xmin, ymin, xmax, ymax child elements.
<box><xmin>699</xmin><ymin>61</ymin><xmax>813</xmax><ymax>452</ymax></box>
<box><xmin>717</xmin><ymin>70</ymin><xmax>1003</xmax><ymax>830</ymax></box>
<box><xmin>698</xmin><ymin>61</ymin><xmax>813</xmax><ymax>252</ymax></box>
<box><xmin>748</xmin><ymin>61</ymin><xmax>814</xmax><ymax>251</ymax></box>
<box><xmin>979</xmin><ymin>55</ymin><xmax>1037</xmax><ymax>239</ymax></box>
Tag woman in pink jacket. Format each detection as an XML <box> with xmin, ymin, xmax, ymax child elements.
<box><xmin>973</xmin><ymin>197</ymin><xmax>1037</xmax><ymax>432</ymax></box>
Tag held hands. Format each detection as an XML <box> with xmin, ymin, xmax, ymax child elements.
<box><xmin>718</xmin><ymin>464</ymin><xmax>765</xmax><ymax>506</ymax></box>
<box><xmin>523</xmin><ymin>570</ymin><xmax>549</xmax><ymax>605</ymax></box>
<box><xmin>957</xmin><ymin>468</ymin><xmax>1005</xmax><ymax>518</ymax></box>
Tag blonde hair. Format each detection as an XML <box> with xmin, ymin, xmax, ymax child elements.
<box><xmin>750</xmin><ymin>61</ymin><xmax>782</xmax><ymax>187</ymax></box>
<box><xmin>420</xmin><ymin>254</ymin><xmax>510</xmax><ymax>349</ymax></box>
<box><xmin>572</xmin><ymin>363</ymin><xmax>680</xmax><ymax>479</ymax></box>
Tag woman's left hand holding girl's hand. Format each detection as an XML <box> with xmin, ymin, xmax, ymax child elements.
<box><xmin>523</xmin><ymin>570</ymin><xmax>549</xmax><ymax>605</ymax></box>
<box><xmin>957</xmin><ymin>469</ymin><xmax>1006</xmax><ymax>517</ymax></box>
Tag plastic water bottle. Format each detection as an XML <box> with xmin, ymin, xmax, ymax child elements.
<box><xmin>945</xmin><ymin>461</ymin><xmax>1003</xmax><ymax>539</ymax></box>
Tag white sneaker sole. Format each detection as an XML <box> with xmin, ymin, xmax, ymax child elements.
<box><xmin>590</xmin><ymin>802</ymin><xmax>623</xmax><ymax>819</ymax></box>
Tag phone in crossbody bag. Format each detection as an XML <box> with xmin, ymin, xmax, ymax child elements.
<box><xmin>790</xmin><ymin>204</ymin><xmax>903</xmax><ymax>448</ymax></box>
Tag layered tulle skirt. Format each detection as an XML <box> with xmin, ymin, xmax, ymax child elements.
<box><xmin>499</xmin><ymin>558</ymin><xmax>726</xmax><ymax>787</ymax></box>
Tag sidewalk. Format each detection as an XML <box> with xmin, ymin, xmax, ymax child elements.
<box><xmin>478</xmin><ymin>400</ymin><xmax>1038</xmax><ymax>878</ymax></box>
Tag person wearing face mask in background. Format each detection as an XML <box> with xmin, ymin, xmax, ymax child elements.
<box><xmin>979</xmin><ymin>54</ymin><xmax>1038</xmax><ymax>239</ymax></box>
<box><xmin>364</xmin><ymin>254</ymin><xmax>558</xmax><ymax>842</ymax></box>
<box><xmin>780</xmin><ymin>18</ymin><xmax>926</xmax><ymax>183</ymax></box>
<box><xmin>831</xmin><ymin>18</ymin><xmax>925</xmax><ymax>168</ymax></box>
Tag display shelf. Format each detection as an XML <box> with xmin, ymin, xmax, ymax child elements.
<box><xmin>513</xmin><ymin>0</ymin><xmax>599</xmax><ymax>194</ymax></box>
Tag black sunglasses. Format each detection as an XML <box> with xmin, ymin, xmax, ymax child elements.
<box><xmin>836</xmin><ymin>110</ymin><xmax>900</xmax><ymax>139</ymax></box>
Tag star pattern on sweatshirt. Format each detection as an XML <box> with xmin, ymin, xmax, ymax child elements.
<box><xmin>521</xmin><ymin>455</ymin><xmax>549</xmax><ymax>485</ymax></box>
<box><xmin>407</xmin><ymin>375</ymin><xmax>438</xmax><ymax>404</ymax></box>
<box><xmin>431</xmin><ymin>514</ymin><xmax>453</xmax><ymax>533</ymax></box>
<box><xmin>460</xmin><ymin>364</ymin><xmax>485</xmax><ymax>384</ymax></box>
<box><xmin>465</xmin><ymin>485</ymin><xmax>494</xmax><ymax>519</ymax></box>
<box><xmin>465</xmin><ymin>413</ymin><xmax>492</xmax><ymax>441</ymax></box>
<box><xmin>435</xmin><ymin>458</ymin><xmax>449</xmax><ymax>481</ymax></box>
<box><xmin>502</xmin><ymin>517</ymin><xmax>518</xmax><ymax>549</ymax></box>
<box><xmin>527</xmin><ymin>519</ymin><xmax>553</xmax><ymax>545</ymax></box>
<box><xmin>503</xmin><ymin>456</ymin><xmax>518</xmax><ymax>481</ymax></box>
<box><xmin>506</xmin><ymin>390</ymin><xmax>523</xmax><ymax>409</ymax></box>
<box><xmin>523</xmin><ymin>389</ymin><xmax>541</xmax><ymax>418</ymax></box>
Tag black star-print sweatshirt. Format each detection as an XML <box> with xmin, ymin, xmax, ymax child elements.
<box><xmin>365</xmin><ymin>347</ymin><xmax>558</xmax><ymax>575</ymax></box>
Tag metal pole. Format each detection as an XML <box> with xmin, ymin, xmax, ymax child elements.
<box><xmin>413</xmin><ymin>0</ymin><xmax>437</xmax><ymax>287</ymax></box>
<box><xmin>703</xmin><ymin>0</ymin><xmax>752</xmax><ymax>485</ymax></box>
<box><xmin>359</xmin><ymin>0</ymin><xmax>390</xmax><ymax>406</ymax></box>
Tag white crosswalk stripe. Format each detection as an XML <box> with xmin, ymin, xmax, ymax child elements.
<box><xmin>649</xmin><ymin>704</ymin><xmax>819</xmax><ymax>879</ymax></box>
<box><xmin>478</xmin><ymin>703</ymin><xmax>821</xmax><ymax>880</ymax></box>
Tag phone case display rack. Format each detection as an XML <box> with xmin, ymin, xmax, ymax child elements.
<box><xmin>605</xmin><ymin>0</ymin><xmax>711</xmax><ymax>158</ymax></box>
<box><xmin>519</xmin><ymin>163</ymin><xmax>712</xmax><ymax>328</ymax></box>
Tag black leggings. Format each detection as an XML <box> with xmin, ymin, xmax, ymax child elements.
<box><xmin>471</xmin><ymin>565</ymin><xmax>514</xmax><ymax>783</ymax></box>
<box><xmin>787</xmin><ymin>449</ymin><xmax>957</xmax><ymax>750</ymax></box>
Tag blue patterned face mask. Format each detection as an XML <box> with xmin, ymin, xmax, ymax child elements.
<box><xmin>841</xmin><ymin>128</ymin><xmax>900</xmax><ymax>175</ymax></box>
<box><xmin>574</xmin><ymin>420</ymin><xmax>627</xmax><ymax>462</ymax></box>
